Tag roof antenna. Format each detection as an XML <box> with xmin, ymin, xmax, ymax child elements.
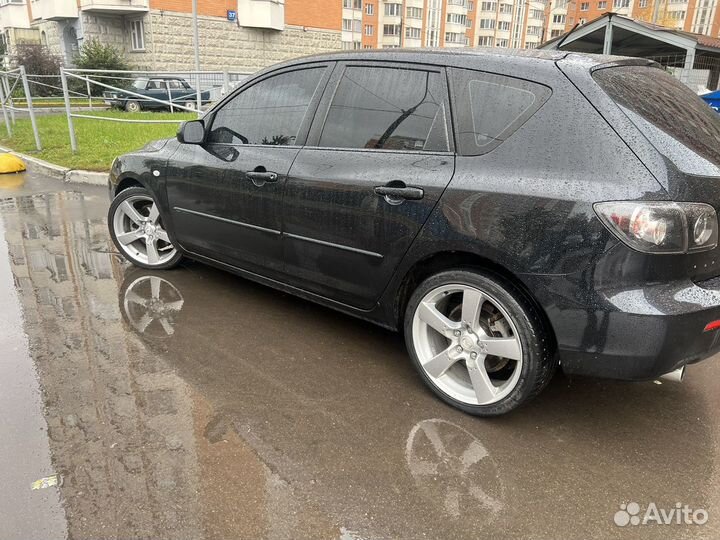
<box><xmin>556</xmin><ymin>22</ymin><xmax>580</xmax><ymax>50</ymax></box>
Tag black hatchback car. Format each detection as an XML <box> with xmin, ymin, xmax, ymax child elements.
<box><xmin>108</xmin><ymin>49</ymin><xmax>720</xmax><ymax>416</ymax></box>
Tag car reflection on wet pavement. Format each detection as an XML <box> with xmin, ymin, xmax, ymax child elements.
<box><xmin>1</xmin><ymin>175</ymin><xmax>720</xmax><ymax>540</ymax></box>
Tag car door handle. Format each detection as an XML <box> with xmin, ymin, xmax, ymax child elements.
<box><xmin>246</xmin><ymin>171</ymin><xmax>279</xmax><ymax>187</ymax></box>
<box><xmin>374</xmin><ymin>185</ymin><xmax>424</xmax><ymax>201</ymax></box>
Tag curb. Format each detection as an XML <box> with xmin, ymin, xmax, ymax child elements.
<box><xmin>0</xmin><ymin>145</ymin><xmax>107</xmax><ymax>186</ymax></box>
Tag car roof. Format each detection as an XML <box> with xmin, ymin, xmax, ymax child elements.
<box><xmin>252</xmin><ymin>47</ymin><xmax>654</xmax><ymax>77</ymax></box>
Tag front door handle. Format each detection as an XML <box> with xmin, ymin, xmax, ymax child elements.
<box><xmin>374</xmin><ymin>184</ymin><xmax>424</xmax><ymax>204</ymax></box>
<box><xmin>246</xmin><ymin>170</ymin><xmax>278</xmax><ymax>187</ymax></box>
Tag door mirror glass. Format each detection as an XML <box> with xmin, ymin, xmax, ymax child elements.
<box><xmin>178</xmin><ymin>120</ymin><xmax>205</xmax><ymax>145</ymax></box>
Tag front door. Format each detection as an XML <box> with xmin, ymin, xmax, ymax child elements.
<box><xmin>282</xmin><ymin>63</ymin><xmax>455</xmax><ymax>309</ymax></box>
<box><xmin>166</xmin><ymin>64</ymin><xmax>331</xmax><ymax>277</ymax></box>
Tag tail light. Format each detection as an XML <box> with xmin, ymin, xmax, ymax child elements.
<box><xmin>594</xmin><ymin>201</ymin><xmax>718</xmax><ymax>254</ymax></box>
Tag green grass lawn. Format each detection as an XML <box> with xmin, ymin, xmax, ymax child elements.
<box><xmin>0</xmin><ymin>110</ymin><xmax>195</xmax><ymax>171</ymax></box>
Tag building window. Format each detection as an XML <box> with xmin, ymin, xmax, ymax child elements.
<box><xmin>385</xmin><ymin>3</ymin><xmax>401</xmax><ymax>16</ymax></box>
<box><xmin>530</xmin><ymin>8</ymin><xmax>544</xmax><ymax>18</ymax></box>
<box><xmin>479</xmin><ymin>18</ymin><xmax>496</xmax><ymax>28</ymax></box>
<box><xmin>496</xmin><ymin>38</ymin><xmax>509</xmax><ymax>47</ymax></box>
<box><xmin>478</xmin><ymin>35</ymin><xmax>494</xmax><ymax>46</ymax></box>
<box><xmin>526</xmin><ymin>25</ymin><xmax>542</xmax><ymax>35</ymax></box>
<box><xmin>552</xmin><ymin>14</ymin><xmax>566</xmax><ymax>23</ymax></box>
<box><xmin>407</xmin><ymin>6</ymin><xmax>423</xmax><ymax>18</ymax></box>
<box><xmin>447</xmin><ymin>13</ymin><xmax>467</xmax><ymax>25</ymax></box>
<box><xmin>499</xmin><ymin>3</ymin><xmax>512</xmax><ymax>13</ymax></box>
<box><xmin>383</xmin><ymin>24</ymin><xmax>400</xmax><ymax>35</ymax></box>
<box><xmin>130</xmin><ymin>19</ymin><xmax>145</xmax><ymax>51</ymax></box>
<box><xmin>480</xmin><ymin>1</ymin><xmax>496</xmax><ymax>10</ymax></box>
<box><xmin>498</xmin><ymin>20</ymin><xmax>510</xmax><ymax>30</ymax></box>
<box><xmin>354</xmin><ymin>0</ymin><xmax>362</xmax><ymax>8</ymax></box>
<box><xmin>445</xmin><ymin>32</ymin><xmax>467</xmax><ymax>43</ymax></box>
<box><xmin>365</xmin><ymin>3</ymin><xmax>374</xmax><ymax>14</ymax></box>
<box><xmin>406</xmin><ymin>26</ymin><xmax>421</xmax><ymax>39</ymax></box>
<box><xmin>343</xmin><ymin>18</ymin><xmax>353</xmax><ymax>31</ymax></box>
<box><xmin>365</xmin><ymin>24</ymin><xmax>374</xmax><ymax>35</ymax></box>
<box><xmin>598</xmin><ymin>0</ymin><xmax>607</xmax><ymax>8</ymax></box>
<box><xmin>550</xmin><ymin>29</ymin><xmax>563</xmax><ymax>37</ymax></box>
<box><xmin>580</xmin><ymin>2</ymin><xmax>589</xmax><ymax>10</ymax></box>
<box><xmin>613</xmin><ymin>0</ymin><xmax>629</xmax><ymax>7</ymax></box>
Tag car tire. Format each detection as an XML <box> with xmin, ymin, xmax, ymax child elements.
<box><xmin>184</xmin><ymin>101</ymin><xmax>197</xmax><ymax>111</ymax></box>
<box><xmin>108</xmin><ymin>186</ymin><xmax>182</xmax><ymax>270</ymax></box>
<box><xmin>404</xmin><ymin>268</ymin><xmax>556</xmax><ymax>416</ymax></box>
<box><xmin>125</xmin><ymin>100</ymin><xmax>141</xmax><ymax>113</ymax></box>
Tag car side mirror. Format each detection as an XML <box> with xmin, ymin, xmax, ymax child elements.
<box><xmin>177</xmin><ymin>120</ymin><xmax>206</xmax><ymax>145</ymax></box>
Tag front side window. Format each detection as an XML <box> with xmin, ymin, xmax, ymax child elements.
<box><xmin>318</xmin><ymin>66</ymin><xmax>449</xmax><ymax>152</ymax></box>
<box><xmin>208</xmin><ymin>68</ymin><xmax>325</xmax><ymax>146</ymax></box>
<box><xmin>451</xmin><ymin>68</ymin><xmax>551</xmax><ymax>155</ymax></box>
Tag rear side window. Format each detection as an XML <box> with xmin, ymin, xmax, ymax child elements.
<box><xmin>208</xmin><ymin>67</ymin><xmax>325</xmax><ymax>146</ymax></box>
<box><xmin>451</xmin><ymin>69</ymin><xmax>551</xmax><ymax>156</ymax></box>
<box><xmin>318</xmin><ymin>66</ymin><xmax>450</xmax><ymax>152</ymax></box>
<box><xmin>593</xmin><ymin>66</ymin><xmax>720</xmax><ymax>175</ymax></box>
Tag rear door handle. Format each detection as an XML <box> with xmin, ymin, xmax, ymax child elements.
<box><xmin>246</xmin><ymin>171</ymin><xmax>278</xmax><ymax>186</ymax></box>
<box><xmin>374</xmin><ymin>185</ymin><xmax>424</xmax><ymax>202</ymax></box>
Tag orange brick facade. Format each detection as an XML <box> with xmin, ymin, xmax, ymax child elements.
<box><xmin>148</xmin><ymin>0</ymin><xmax>341</xmax><ymax>30</ymax></box>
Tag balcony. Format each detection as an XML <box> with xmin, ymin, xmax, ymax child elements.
<box><xmin>0</xmin><ymin>1</ymin><xmax>31</xmax><ymax>29</ymax></box>
<box><xmin>238</xmin><ymin>0</ymin><xmax>285</xmax><ymax>31</ymax></box>
<box><xmin>30</xmin><ymin>0</ymin><xmax>78</xmax><ymax>21</ymax></box>
<box><xmin>79</xmin><ymin>0</ymin><xmax>149</xmax><ymax>15</ymax></box>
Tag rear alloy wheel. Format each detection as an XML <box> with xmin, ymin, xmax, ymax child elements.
<box><xmin>184</xmin><ymin>101</ymin><xmax>197</xmax><ymax>111</ymax></box>
<box><xmin>109</xmin><ymin>187</ymin><xmax>182</xmax><ymax>270</ymax></box>
<box><xmin>125</xmin><ymin>100</ymin><xmax>141</xmax><ymax>113</ymax></box>
<box><xmin>404</xmin><ymin>269</ymin><xmax>555</xmax><ymax>416</ymax></box>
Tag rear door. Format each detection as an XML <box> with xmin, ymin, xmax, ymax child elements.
<box><xmin>281</xmin><ymin>62</ymin><xmax>455</xmax><ymax>309</ymax></box>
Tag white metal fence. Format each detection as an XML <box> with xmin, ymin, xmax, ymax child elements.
<box><xmin>0</xmin><ymin>65</ymin><xmax>252</xmax><ymax>153</ymax></box>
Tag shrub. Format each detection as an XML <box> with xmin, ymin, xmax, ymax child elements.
<box><xmin>73</xmin><ymin>39</ymin><xmax>130</xmax><ymax>96</ymax></box>
<box><xmin>12</xmin><ymin>43</ymin><xmax>63</xmax><ymax>97</ymax></box>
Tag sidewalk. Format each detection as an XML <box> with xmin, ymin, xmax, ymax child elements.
<box><xmin>0</xmin><ymin>145</ymin><xmax>106</xmax><ymax>186</ymax></box>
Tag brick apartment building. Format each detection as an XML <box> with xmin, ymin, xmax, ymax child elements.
<box><xmin>341</xmin><ymin>0</ymin><xmax>550</xmax><ymax>50</ymax></box>
<box><xmin>561</xmin><ymin>0</ymin><xmax>720</xmax><ymax>37</ymax></box>
<box><xmin>0</xmin><ymin>0</ymin><xmax>342</xmax><ymax>71</ymax></box>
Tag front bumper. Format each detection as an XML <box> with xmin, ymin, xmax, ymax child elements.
<box><xmin>524</xmin><ymin>275</ymin><xmax>720</xmax><ymax>380</ymax></box>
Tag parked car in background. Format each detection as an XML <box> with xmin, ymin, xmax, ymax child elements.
<box><xmin>103</xmin><ymin>76</ymin><xmax>211</xmax><ymax>112</ymax></box>
<box><xmin>108</xmin><ymin>49</ymin><xmax>720</xmax><ymax>416</ymax></box>
<box><xmin>702</xmin><ymin>90</ymin><xmax>720</xmax><ymax>113</ymax></box>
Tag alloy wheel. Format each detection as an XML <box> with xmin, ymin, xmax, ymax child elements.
<box><xmin>112</xmin><ymin>194</ymin><xmax>177</xmax><ymax>267</ymax></box>
<box><xmin>411</xmin><ymin>283</ymin><xmax>523</xmax><ymax>406</ymax></box>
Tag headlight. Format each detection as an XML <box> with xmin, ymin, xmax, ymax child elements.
<box><xmin>594</xmin><ymin>201</ymin><xmax>718</xmax><ymax>254</ymax></box>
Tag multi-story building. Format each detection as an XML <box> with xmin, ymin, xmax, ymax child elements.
<box><xmin>561</xmin><ymin>0</ymin><xmax>720</xmax><ymax>38</ymax></box>
<box><xmin>0</xmin><ymin>1</ymin><xmax>342</xmax><ymax>71</ymax></box>
<box><xmin>342</xmin><ymin>0</ymin><xmax>550</xmax><ymax>49</ymax></box>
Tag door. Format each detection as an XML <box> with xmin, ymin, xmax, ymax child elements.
<box><xmin>282</xmin><ymin>62</ymin><xmax>455</xmax><ymax>309</ymax></box>
<box><xmin>166</xmin><ymin>64</ymin><xmax>331</xmax><ymax>277</ymax></box>
<box><xmin>144</xmin><ymin>78</ymin><xmax>168</xmax><ymax>109</ymax></box>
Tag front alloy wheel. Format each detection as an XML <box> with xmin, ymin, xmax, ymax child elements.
<box><xmin>405</xmin><ymin>270</ymin><xmax>555</xmax><ymax>416</ymax></box>
<box><xmin>109</xmin><ymin>187</ymin><xmax>182</xmax><ymax>269</ymax></box>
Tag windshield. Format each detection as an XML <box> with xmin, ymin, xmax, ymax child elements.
<box><xmin>593</xmin><ymin>66</ymin><xmax>720</xmax><ymax>176</ymax></box>
<box><xmin>132</xmin><ymin>78</ymin><xmax>148</xmax><ymax>90</ymax></box>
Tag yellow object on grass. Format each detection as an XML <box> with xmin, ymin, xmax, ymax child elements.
<box><xmin>0</xmin><ymin>152</ymin><xmax>25</xmax><ymax>174</ymax></box>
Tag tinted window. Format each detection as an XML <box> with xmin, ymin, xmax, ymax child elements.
<box><xmin>208</xmin><ymin>68</ymin><xmax>325</xmax><ymax>146</ymax></box>
<box><xmin>594</xmin><ymin>66</ymin><xmax>720</xmax><ymax>176</ymax></box>
<box><xmin>318</xmin><ymin>66</ymin><xmax>449</xmax><ymax>151</ymax></box>
<box><xmin>451</xmin><ymin>69</ymin><xmax>551</xmax><ymax>156</ymax></box>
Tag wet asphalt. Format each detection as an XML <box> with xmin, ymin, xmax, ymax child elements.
<box><xmin>1</xmin><ymin>171</ymin><xmax>719</xmax><ymax>540</ymax></box>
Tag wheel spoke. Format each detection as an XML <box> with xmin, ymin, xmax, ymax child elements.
<box><xmin>418</xmin><ymin>301</ymin><xmax>458</xmax><ymax>336</ymax></box>
<box><xmin>116</xmin><ymin>229</ymin><xmax>143</xmax><ymax>245</ymax></box>
<box><xmin>479</xmin><ymin>336</ymin><xmax>522</xmax><ymax>361</ymax></box>
<box><xmin>422</xmin><ymin>345</ymin><xmax>460</xmax><ymax>378</ymax></box>
<box><xmin>467</xmin><ymin>361</ymin><xmax>497</xmax><ymax>404</ymax></box>
<box><xmin>150</xmin><ymin>276</ymin><xmax>161</xmax><ymax>299</ymax></box>
<box><xmin>147</xmin><ymin>203</ymin><xmax>160</xmax><ymax>223</ymax></box>
<box><xmin>146</xmin><ymin>239</ymin><xmax>160</xmax><ymax>264</ymax></box>
<box><xmin>461</xmin><ymin>288</ymin><xmax>484</xmax><ymax>329</ymax></box>
<box><xmin>119</xmin><ymin>200</ymin><xmax>144</xmax><ymax>225</ymax></box>
<box><xmin>125</xmin><ymin>290</ymin><xmax>147</xmax><ymax>306</ymax></box>
<box><xmin>163</xmin><ymin>300</ymin><xmax>184</xmax><ymax>312</ymax></box>
<box><xmin>156</xmin><ymin>229</ymin><xmax>170</xmax><ymax>243</ymax></box>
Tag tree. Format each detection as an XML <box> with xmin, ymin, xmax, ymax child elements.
<box><xmin>73</xmin><ymin>39</ymin><xmax>130</xmax><ymax>96</ymax></box>
<box><xmin>12</xmin><ymin>43</ymin><xmax>63</xmax><ymax>97</ymax></box>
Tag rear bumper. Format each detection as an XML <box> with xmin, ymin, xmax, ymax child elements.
<box><xmin>523</xmin><ymin>275</ymin><xmax>720</xmax><ymax>380</ymax></box>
